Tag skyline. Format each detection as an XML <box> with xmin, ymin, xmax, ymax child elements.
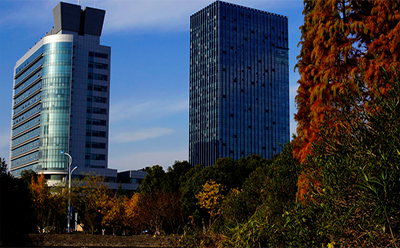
<box><xmin>0</xmin><ymin>0</ymin><xmax>303</xmax><ymax>171</ymax></box>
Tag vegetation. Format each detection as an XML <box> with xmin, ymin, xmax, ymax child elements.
<box><xmin>0</xmin><ymin>159</ymin><xmax>37</xmax><ymax>238</ymax></box>
<box><xmin>1</xmin><ymin>2</ymin><xmax>399</xmax><ymax>247</ymax></box>
<box><xmin>294</xmin><ymin>0</ymin><xmax>400</xmax><ymax>163</ymax></box>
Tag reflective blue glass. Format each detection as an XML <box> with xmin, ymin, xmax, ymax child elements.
<box><xmin>11</xmin><ymin>127</ymin><xmax>40</xmax><ymax>148</ymax></box>
<box><xmin>14</xmin><ymin>70</ymin><xmax>42</xmax><ymax>96</ymax></box>
<box><xmin>15</xmin><ymin>47</ymin><xmax>44</xmax><ymax>75</ymax></box>
<box><xmin>14</xmin><ymin>58</ymin><xmax>44</xmax><ymax>87</ymax></box>
<box><xmin>39</xmin><ymin>41</ymin><xmax>72</xmax><ymax>171</ymax></box>
<box><xmin>11</xmin><ymin>140</ymin><xmax>40</xmax><ymax>157</ymax></box>
<box><xmin>13</xmin><ymin>93</ymin><xmax>41</xmax><ymax>116</ymax></box>
<box><xmin>14</xmin><ymin>83</ymin><xmax>42</xmax><ymax>106</ymax></box>
<box><xmin>189</xmin><ymin>1</ymin><xmax>289</xmax><ymax>167</ymax></box>
<box><xmin>12</xmin><ymin>103</ymin><xmax>41</xmax><ymax>125</ymax></box>
<box><xmin>10</xmin><ymin>164</ymin><xmax>38</xmax><ymax>178</ymax></box>
<box><xmin>12</xmin><ymin>115</ymin><xmax>41</xmax><ymax>137</ymax></box>
<box><xmin>11</xmin><ymin>151</ymin><xmax>39</xmax><ymax>167</ymax></box>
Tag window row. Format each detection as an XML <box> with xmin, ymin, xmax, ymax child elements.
<box><xmin>14</xmin><ymin>58</ymin><xmax>43</xmax><ymax>86</ymax></box>
<box><xmin>87</xmin><ymin>96</ymin><xmax>107</xmax><ymax>103</ymax></box>
<box><xmin>12</xmin><ymin>115</ymin><xmax>41</xmax><ymax>137</ymax></box>
<box><xmin>87</xmin><ymin>118</ymin><xmax>107</xmax><ymax>126</ymax></box>
<box><xmin>89</xmin><ymin>61</ymin><xmax>109</xmax><ymax>70</ymax></box>
<box><xmin>14</xmin><ymin>71</ymin><xmax>42</xmax><ymax>96</ymax></box>
<box><xmin>12</xmin><ymin>103</ymin><xmax>41</xmax><ymax>124</ymax></box>
<box><xmin>86</xmin><ymin>142</ymin><xmax>106</xmax><ymax>149</ymax></box>
<box><xmin>86</xmin><ymin>130</ymin><xmax>107</xmax><ymax>137</ymax></box>
<box><xmin>11</xmin><ymin>140</ymin><xmax>40</xmax><ymax>158</ymax></box>
<box><xmin>11</xmin><ymin>151</ymin><xmax>39</xmax><ymax>168</ymax></box>
<box><xmin>88</xmin><ymin>73</ymin><xmax>108</xmax><ymax>81</ymax></box>
<box><xmin>89</xmin><ymin>51</ymin><xmax>108</xmax><ymax>59</ymax></box>
<box><xmin>88</xmin><ymin>84</ymin><xmax>108</xmax><ymax>92</ymax></box>
<box><xmin>13</xmin><ymin>93</ymin><xmax>41</xmax><ymax>117</ymax></box>
<box><xmin>85</xmin><ymin>153</ymin><xmax>106</xmax><ymax>160</ymax></box>
<box><xmin>11</xmin><ymin>128</ymin><xmax>40</xmax><ymax>148</ymax></box>
<box><xmin>15</xmin><ymin>47</ymin><xmax>44</xmax><ymax>75</ymax></box>
<box><xmin>87</xmin><ymin>107</ymin><xmax>107</xmax><ymax>115</ymax></box>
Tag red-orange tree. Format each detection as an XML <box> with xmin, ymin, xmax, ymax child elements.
<box><xmin>295</xmin><ymin>0</ymin><xmax>400</xmax><ymax>200</ymax></box>
<box><xmin>295</xmin><ymin>0</ymin><xmax>400</xmax><ymax>162</ymax></box>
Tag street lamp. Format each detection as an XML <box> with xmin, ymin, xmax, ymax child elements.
<box><xmin>61</xmin><ymin>151</ymin><xmax>78</xmax><ymax>233</ymax></box>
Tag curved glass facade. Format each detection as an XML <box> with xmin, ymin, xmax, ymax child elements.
<box><xmin>10</xmin><ymin>2</ymin><xmax>111</xmax><ymax>182</ymax></box>
<box><xmin>39</xmin><ymin>41</ymin><xmax>73</xmax><ymax>171</ymax></box>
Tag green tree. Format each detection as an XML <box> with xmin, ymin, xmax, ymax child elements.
<box><xmin>223</xmin><ymin>143</ymin><xmax>299</xmax><ymax>226</ymax></box>
<box><xmin>303</xmin><ymin>69</ymin><xmax>400</xmax><ymax>246</ymax></box>
<box><xmin>0</xmin><ymin>159</ymin><xmax>36</xmax><ymax>240</ymax></box>
<box><xmin>164</xmin><ymin>160</ymin><xmax>192</xmax><ymax>192</ymax></box>
<box><xmin>140</xmin><ymin>165</ymin><xmax>166</xmax><ymax>194</ymax></box>
<box><xmin>220</xmin><ymin>143</ymin><xmax>300</xmax><ymax>247</ymax></box>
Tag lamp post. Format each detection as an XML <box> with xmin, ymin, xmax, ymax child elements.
<box><xmin>61</xmin><ymin>151</ymin><xmax>78</xmax><ymax>233</ymax></box>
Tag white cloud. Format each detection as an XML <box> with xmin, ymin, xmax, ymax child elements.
<box><xmin>1</xmin><ymin>0</ymin><xmax>302</xmax><ymax>35</ymax></box>
<box><xmin>289</xmin><ymin>84</ymin><xmax>298</xmax><ymax>99</ymax></box>
<box><xmin>290</xmin><ymin>119</ymin><xmax>297</xmax><ymax>140</ymax></box>
<box><xmin>109</xmin><ymin>149</ymin><xmax>188</xmax><ymax>171</ymax></box>
<box><xmin>110</xmin><ymin>97</ymin><xmax>188</xmax><ymax>124</ymax></box>
<box><xmin>110</xmin><ymin>127</ymin><xmax>174</xmax><ymax>143</ymax></box>
<box><xmin>100</xmin><ymin>0</ymin><xmax>300</xmax><ymax>33</ymax></box>
<box><xmin>0</xmin><ymin>1</ymin><xmax>56</xmax><ymax>29</ymax></box>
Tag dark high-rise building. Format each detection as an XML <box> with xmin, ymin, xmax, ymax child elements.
<box><xmin>10</xmin><ymin>2</ymin><xmax>113</xmax><ymax>184</ymax></box>
<box><xmin>189</xmin><ymin>1</ymin><xmax>289</xmax><ymax>167</ymax></box>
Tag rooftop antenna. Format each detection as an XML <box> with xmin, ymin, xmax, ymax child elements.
<box><xmin>78</xmin><ymin>0</ymin><xmax>81</xmax><ymax>6</ymax></box>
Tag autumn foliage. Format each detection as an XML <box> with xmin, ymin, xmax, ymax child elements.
<box><xmin>295</xmin><ymin>0</ymin><xmax>400</xmax><ymax>162</ymax></box>
<box><xmin>196</xmin><ymin>180</ymin><xmax>225</xmax><ymax>227</ymax></box>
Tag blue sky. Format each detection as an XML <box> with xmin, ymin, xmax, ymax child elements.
<box><xmin>0</xmin><ymin>0</ymin><xmax>303</xmax><ymax>171</ymax></box>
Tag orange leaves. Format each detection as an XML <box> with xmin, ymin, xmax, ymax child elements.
<box><xmin>30</xmin><ymin>173</ymin><xmax>48</xmax><ymax>206</ymax></box>
<box><xmin>30</xmin><ymin>173</ymin><xmax>67</xmax><ymax>232</ymax></box>
<box><xmin>124</xmin><ymin>193</ymin><xmax>139</xmax><ymax>220</ymax></box>
<box><xmin>294</xmin><ymin>0</ymin><xmax>400</xmax><ymax>164</ymax></box>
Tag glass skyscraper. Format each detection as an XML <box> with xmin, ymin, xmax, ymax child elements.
<box><xmin>10</xmin><ymin>2</ymin><xmax>112</xmax><ymax>184</ymax></box>
<box><xmin>189</xmin><ymin>1</ymin><xmax>289</xmax><ymax>167</ymax></box>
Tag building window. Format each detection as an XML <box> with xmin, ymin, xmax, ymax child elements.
<box><xmin>88</xmin><ymin>73</ymin><xmax>108</xmax><ymax>81</ymax></box>
<box><xmin>91</xmin><ymin>119</ymin><xmax>106</xmax><ymax>126</ymax></box>
<box><xmin>87</xmin><ymin>108</ymin><xmax>107</xmax><ymax>115</ymax></box>
<box><xmin>91</xmin><ymin>154</ymin><xmax>106</xmax><ymax>160</ymax></box>
<box><xmin>89</xmin><ymin>51</ymin><xmax>108</xmax><ymax>59</ymax></box>
<box><xmin>93</xmin><ymin>85</ymin><xmax>107</xmax><ymax>92</ymax></box>
<box><xmin>88</xmin><ymin>61</ymin><xmax>109</xmax><ymax>70</ymax></box>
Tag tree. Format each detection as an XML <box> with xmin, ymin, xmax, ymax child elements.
<box><xmin>29</xmin><ymin>173</ymin><xmax>67</xmax><ymax>233</ymax></box>
<box><xmin>180</xmin><ymin>155</ymin><xmax>264</xmax><ymax>224</ymax></box>
<box><xmin>30</xmin><ymin>173</ymin><xmax>51</xmax><ymax>232</ymax></box>
<box><xmin>137</xmin><ymin>191</ymin><xmax>184</xmax><ymax>234</ymax></box>
<box><xmin>164</xmin><ymin>160</ymin><xmax>192</xmax><ymax>192</ymax></box>
<box><xmin>222</xmin><ymin>143</ymin><xmax>300</xmax><ymax>226</ymax></box>
<box><xmin>103</xmin><ymin>197</ymin><xmax>124</xmax><ymax>235</ymax></box>
<box><xmin>0</xmin><ymin>158</ymin><xmax>36</xmax><ymax>239</ymax></box>
<box><xmin>305</xmin><ymin>69</ymin><xmax>400</xmax><ymax>246</ymax></box>
<box><xmin>71</xmin><ymin>174</ymin><xmax>112</xmax><ymax>234</ymax></box>
<box><xmin>140</xmin><ymin>165</ymin><xmax>166</xmax><ymax>194</ymax></box>
<box><xmin>123</xmin><ymin>193</ymin><xmax>140</xmax><ymax>233</ymax></box>
<box><xmin>294</xmin><ymin>0</ymin><xmax>400</xmax><ymax>163</ymax></box>
<box><xmin>196</xmin><ymin>180</ymin><xmax>225</xmax><ymax>228</ymax></box>
<box><xmin>0</xmin><ymin>158</ymin><xmax>7</xmax><ymax>174</ymax></box>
